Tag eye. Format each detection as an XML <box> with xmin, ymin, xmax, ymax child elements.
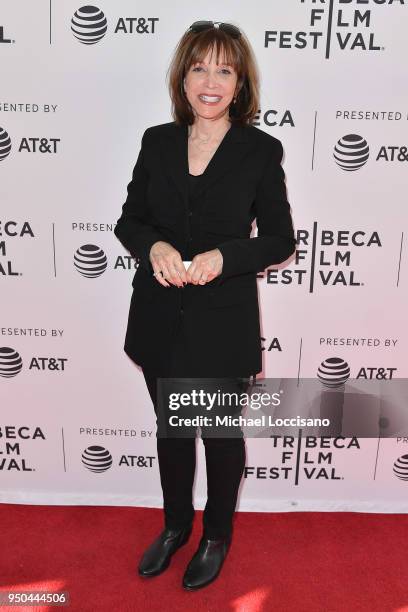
<box><xmin>190</xmin><ymin>66</ymin><xmax>233</xmax><ymax>75</ymax></box>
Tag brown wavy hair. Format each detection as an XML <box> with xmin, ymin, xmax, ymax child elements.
<box><xmin>166</xmin><ymin>23</ymin><xmax>260</xmax><ymax>127</ymax></box>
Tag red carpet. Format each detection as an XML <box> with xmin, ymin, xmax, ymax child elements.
<box><xmin>0</xmin><ymin>504</ymin><xmax>407</xmax><ymax>612</ymax></box>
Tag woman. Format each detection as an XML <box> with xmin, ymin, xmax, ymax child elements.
<box><xmin>114</xmin><ymin>20</ymin><xmax>296</xmax><ymax>590</ymax></box>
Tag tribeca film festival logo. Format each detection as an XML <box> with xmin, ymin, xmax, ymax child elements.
<box><xmin>73</xmin><ymin>243</ymin><xmax>137</xmax><ymax>278</ymax></box>
<box><xmin>265</xmin><ymin>0</ymin><xmax>404</xmax><ymax>59</ymax></box>
<box><xmin>0</xmin><ymin>24</ymin><xmax>14</xmax><ymax>45</ymax></box>
<box><xmin>0</xmin><ymin>347</ymin><xmax>67</xmax><ymax>378</ymax></box>
<box><xmin>0</xmin><ymin>426</ymin><xmax>45</xmax><ymax>472</ymax></box>
<box><xmin>245</xmin><ymin>435</ymin><xmax>361</xmax><ymax>484</ymax></box>
<box><xmin>81</xmin><ymin>445</ymin><xmax>155</xmax><ymax>472</ymax></box>
<box><xmin>246</xmin><ymin>437</ymin><xmax>408</xmax><ymax>484</ymax></box>
<box><xmin>0</xmin><ymin>220</ymin><xmax>35</xmax><ymax>277</ymax></box>
<box><xmin>334</xmin><ymin>134</ymin><xmax>408</xmax><ymax>171</ymax></box>
<box><xmin>0</xmin><ymin>126</ymin><xmax>60</xmax><ymax>162</ymax></box>
<box><xmin>70</xmin><ymin>5</ymin><xmax>159</xmax><ymax>44</ymax></box>
<box><xmin>263</xmin><ymin>222</ymin><xmax>381</xmax><ymax>290</ymax></box>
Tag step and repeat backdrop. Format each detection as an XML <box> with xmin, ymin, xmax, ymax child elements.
<box><xmin>1</xmin><ymin>1</ymin><xmax>408</xmax><ymax>512</ymax></box>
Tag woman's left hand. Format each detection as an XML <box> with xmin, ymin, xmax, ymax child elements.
<box><xmin>186</xmin><ymin>249</ymin><xmax>223</xmax><ymax>285</ymax></box>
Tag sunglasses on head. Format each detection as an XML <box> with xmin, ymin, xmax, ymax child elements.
<box><xmin>188</xmin><ymin>21</ymin><xmax>241</xmax><ymax>39</ymax></box>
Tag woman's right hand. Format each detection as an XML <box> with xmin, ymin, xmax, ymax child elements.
<box><xmin>149</xmin><ymin>241</ymin><xmax>188</xmax><ymax>288</ymax></box>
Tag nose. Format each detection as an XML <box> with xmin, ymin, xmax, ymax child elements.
<box><xmin>204</xmin><ymin>70</ymin><xmax>218</xmax><ymax>88</ymax></box>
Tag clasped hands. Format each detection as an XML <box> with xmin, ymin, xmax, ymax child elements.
<box><xmin>149</xmin><ymin>241</ymin><xmax>223</xmax><ymax>288</ymax></box>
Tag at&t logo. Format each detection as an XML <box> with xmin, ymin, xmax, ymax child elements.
<box><xmin>71</xmin><ymin>6</ymin><xmax>107</xmax><ymax>45</ymax></box>
<box><xmin>334</xmin><ymin>134</ymin><xmax>408</xmax><ymax>171</ymax></box>
<box><xmin>73</xmin><ymin>243</ymin><xmax>138</xmax><ymax>278</ymax></box>
<box><xmin>81</xmin><ymin>445</ymin><xmax>156</xmax><ymax>472</ymax></box>
<box><xmin>318</xmin><ymin>357</ymin><xmax>350</xmax><ymax>387</ymax></box>
<box><xmin>71</xmin><ymin>5</ymin><xmax>159</xmax><ymax>44</ymax></box>
<box><xmin>393</xmin><ymin>454</ymin><xmax>408</xmax><ymax>481</ymax></box>
<box><xmin>0</xmin><ymin>348</ymin><xmax>68</xmax><ymax>377</ymax></box>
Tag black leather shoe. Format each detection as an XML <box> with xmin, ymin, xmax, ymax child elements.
<box><xmin>138</xmin><ymin>524</ymin><xmax>193</xmax><ymax>577</ymax></box>
<box><xmin>182</xmin><ymin>534</ymin><xmax>231</xmax><ymax>590</ymax></box>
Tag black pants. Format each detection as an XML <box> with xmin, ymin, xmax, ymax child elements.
<box><xmin>141</xmin><ymin>368</ymin><xmax>248</xmax><ymax>540</ymax></box>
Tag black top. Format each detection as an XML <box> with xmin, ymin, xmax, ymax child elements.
<box><xmin>188</xmin><ymin>171</ymin><xmax>203</xmax><ymax>192</ymax></box>
<box><xmin>187</xmin><ymin>171</ymin><xmax>204</xmax><ymax>207</ymax></box>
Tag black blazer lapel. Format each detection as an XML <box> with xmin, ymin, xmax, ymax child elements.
<box><xmin>159</xmin><ymin>121</ymin><xmax>250</xmax><ymax>212</ymax></box>
<box><xmin>159</xmin><ymin>122</ymin><xmax>189</xmax><ymax>212</ymax></box>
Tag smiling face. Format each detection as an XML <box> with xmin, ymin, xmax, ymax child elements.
<box><xmin>183</xmin><ymin>45</ymin><xmax>239</xmax><ymax>122</ymax></box>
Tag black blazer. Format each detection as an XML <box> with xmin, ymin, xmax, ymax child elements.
<box><xmin>114</xmin><ymin>120</ymin><xmax>296</xmax><ymax>377</ymax></box>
